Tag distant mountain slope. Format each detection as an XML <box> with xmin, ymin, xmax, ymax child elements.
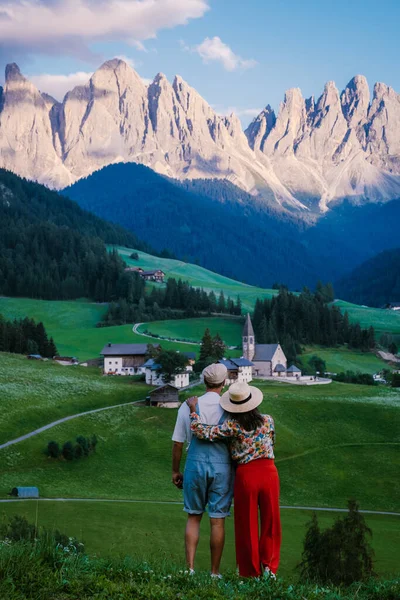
<box><xmin>64</xmin><ymin>163</ymin><xmax>325</xmax><ymax>289</ymax></box>
<box><xmin>2</xmin><ymin>59</ymin><xmax>400</xmax><ymax>213</ymax></box>
<box><xmin>64</xmin><ymin>162</ymin><xmax>400</xmax><ymax>288</ymax></box>
<box><xmin>0</xmin><ymin>168</ymin><xmax>150</xmax><ymax>300</ymax></box>
<box><xmin>336</xmin><ymin>248</ymin><xmax>400</xmax><ymax>307</ymax></box>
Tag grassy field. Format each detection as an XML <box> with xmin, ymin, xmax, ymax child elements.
<box><xmin>113</xmin><ymin>246</ymin><xmax>277</xmax><ymax>311</ymax></box>
<box><xmin>0</xmin><ymin>298</ymin><xmax>200</xmax><ymax>361</ymax></box>
<box><xmin>334</xmin><ymin>300</ymin><xmax>400</xmax><ymax>339</ymax></box>
<box><xmin>1</xmin><ymin>502</ymin><xmax>398</xmax><ymax>580</ymax></box>
<box><xmin>0</xmin><ymin>355</ymin><xmax>399</xmax><ymax>578</ymax></box>
<box><xmin>0</xmin><ymin>353</ymin><xmax>150</xmax><ymax>444</ymax></box>
<box><xmin>301</xmin><ymin>346</ymin><xmax>392</xmax><ymax>375</ymax></box>
<box><xmin>138</xmin><ymin>317</ymin><xmax>243</xmax><ymax>347</ymax></box>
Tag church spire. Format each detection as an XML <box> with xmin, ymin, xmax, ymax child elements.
<box><xmin>243</xmin><ymin>313</ymin><xmax>255</xmax><ymax>337</ymax></box>
<box><xmin>242</xmin><ymin>313</ymin><xmax>255</xmax><ymax>360</ymax></box>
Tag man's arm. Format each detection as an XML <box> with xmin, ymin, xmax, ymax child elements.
<box><xmin>172</xmin><ymin>442</ymin><xmax>184</xmax><ymax>489</ymax></box>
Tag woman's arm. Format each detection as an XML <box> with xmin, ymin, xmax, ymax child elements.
<box><xmin>189</xmin><ymin>411</ymin><xmax>238</xmax><ymax>441</ymax></box>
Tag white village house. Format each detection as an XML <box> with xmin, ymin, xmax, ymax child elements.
<box><xmin>101</xmin><ymin>343</ymin><xmax>159</xmax><ymax>375</ymax></box>
<box><xmin>143</xmin><ymin>358</ymin><xmax>190</xmax><ymax>388</ymax></box>
<box><xmin>218</xmin><ymin>358</ymin><xmax>254</xmax><ymax>384</ymax></box>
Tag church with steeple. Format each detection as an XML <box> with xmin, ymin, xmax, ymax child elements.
<box><xmin>242</xmin><ymin>314</ymin><xmax>288</xmax><ymax>378</ymax></box>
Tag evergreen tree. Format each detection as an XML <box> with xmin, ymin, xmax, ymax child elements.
<box><xmin>217</xmin><ymin>291</ymin><xmax>226</xmax><ymax>313</ymax></box>
<box><xmin>299</xmin><ymin>500</ymin><xmax>375</xmax><ymax>585</ymax></box>
<box><xmin>212</xmin><ymin>333</ymin><xmax>226</xmax><ymax>361</ymax></box>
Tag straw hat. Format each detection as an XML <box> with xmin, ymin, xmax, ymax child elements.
<box><xmin>220</xmin><ymin>381</ymin><xmax>263</xmax><ymax>413</ymax></box>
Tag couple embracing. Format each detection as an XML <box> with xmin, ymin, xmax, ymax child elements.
<box><xmin>172</xmin><ymin>363</ymin><xmax>281</xmax><ymax>579</ymax></box>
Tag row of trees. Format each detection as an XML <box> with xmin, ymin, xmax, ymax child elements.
<box><xmin>101</xmin><ymin>277</ymin><xmax>242</xmax><ymax>326</ymax></box>
<box><xmin>252</xmin><ymin>287</ymin><xmax>375</xmax><ymax>364</ymax></box>
<box><xmin>0</xmin><ymin>315</ymin><xmax>57</xmax><ymax>357</ymax></box>
<box><xmin>46</xmin><ymin>435</ymin><xmax>98</xmax><ymax>461</ymax></box>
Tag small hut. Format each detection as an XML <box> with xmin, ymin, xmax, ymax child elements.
<box><xmin>287</xmin><ymin>365</ymin><xmax>302</xmax><ymax>377</ymax></box>
<box><xmin>146</xmin><ymin>385</ymin><xmax>180</xmax><ymax>408</ymax></box>
<box><xmin>274</xmin><ymin>363</ymin><xmax>286</xmax><ymax>377</ymax></box>
<box><xmin>10</xmin><ymin>487</ymin><xmax>39</xmax><ymax>498</ymax></box>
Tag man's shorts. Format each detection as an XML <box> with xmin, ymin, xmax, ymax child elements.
<box><xmin>183</xmin><ymin>459</ymin><xmax>234</xmax><ymax>518</ymax></box>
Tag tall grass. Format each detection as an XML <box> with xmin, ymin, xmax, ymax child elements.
<box><xmin>0</xmin><ymin>538</ymin><xmax>398</xmax><ymax>600</ymax></box>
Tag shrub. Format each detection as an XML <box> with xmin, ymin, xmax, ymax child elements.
<box><xmin>62</xmin><ymin>441</ymin><xmax>74</xmax><ymax>461</ymax></box>
<box><xmin>392</xmin><ymin>373</ymin><xmax>400</xmax><ymax>388</ymax></box>
<box><xmin>46</xmin><ymin>440</ymin><xmax>61</xmax><ymax>458</ymax></box>
<box><xmin>130</xmin><ymin>252</ymin><xmax>139</xmax><ymax>260</ymax></box>
<box><xmin>299</xmin><ymin>499</ymin><xmax>375</xmax><ymax>585</ymax></box>
<box><xmin>307</xmin><ymin>355</ymin><xmax>327</xmax><ymax>375</ymax></box>
<box><xmin>333</xmin><ymin>371</ymin><xmax>375</xmax><ymax>386</ymax></box>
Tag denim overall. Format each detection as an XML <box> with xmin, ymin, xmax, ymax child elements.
<box><xmin>183</xmin><ymin>405</ymin><xmax>234</xmax><ymax>518</ymax></box>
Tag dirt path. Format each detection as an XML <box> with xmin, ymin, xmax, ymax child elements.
<box><xmin>0</xmin><ymin>399</ymin><xmax>144</xmax><ymax>451</ymax></box>
<box><xmin>0</xmin><ymin>497</ymin><xmax>398</xmax><ymax>516</ymax></box>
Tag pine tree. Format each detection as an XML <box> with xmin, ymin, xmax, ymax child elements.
<box><xmin>212</xmin><ymin>333</ymin><xmax>226</xmax><ymax>360</ymax></box>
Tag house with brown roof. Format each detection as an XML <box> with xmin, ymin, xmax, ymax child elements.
<box><xmin>101</xmin><ymin>343</ymin><xmax>160</xmax><ymax>375</ymax></box>
<box><xmin>242</xmin><ymin>314</ymin><xmax>287</xmax><ymax>377</ymax></box>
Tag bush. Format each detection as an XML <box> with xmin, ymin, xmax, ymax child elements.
<box><xmin>62</xmin><ymin>441</ymin><xmax>74</xmax><ymax>461</ymax></box>
<box><xmin>333</xmin><ymin>371</ymin><xmax>375</xmax><ymax>386</ymax></box>
<box><xmin>0</xmin><ymin>515</ymin><xmax>84</xmax><ymax>553</ymax></box>
<box><xmin>46</xmin><ymin>440</ymin><xmax>61</xmax><ymax>458</ymax></box>
<box><xmin>130</xmin><ymin>252</ymin><xmax>139</xmax><ymax>260</ymax></box>
<box><xmin>299</xmin><ymin>499</ymin><xmax>375</xmax><ymax>585</ymax></box>
<box><xmin>392</xmin><ymin>373</ymin><xmax>400</xmax><ymax>388</ymax></box>
<box><xmin>48</xmin><ymin>435</ymin><xmax>98</xmax><ymax>460</ymax></box>
<box><xmin>307</xmin><ymin>355</ymin><xmax>327</xmax><ymax>375</ymax></box>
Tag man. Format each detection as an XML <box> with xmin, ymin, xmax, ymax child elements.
<box><xmin>171</xmin><ymin>363</ymin><xmax>234</xmax><ymax>577</ymax></box>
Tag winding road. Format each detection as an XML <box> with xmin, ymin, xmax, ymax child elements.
<box><xmin>133</xmin><ymin>322</ymin><xmax>199</xmax><ymax>345</ymax></box>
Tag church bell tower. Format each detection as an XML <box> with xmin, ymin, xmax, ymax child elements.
<box><xmin>242</xmin><ymin>313</ymin><xmax>255</xmax><ymax>360</ymax></box>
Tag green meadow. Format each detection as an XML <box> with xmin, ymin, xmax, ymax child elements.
<box><xmin>1</xmin><ymin>502</ymin><xmax>398</xmax><ymax>580</ymax></box>
<box><xmin>138</xmin><ymin>316</ymin><xmax>243</xmax><ymax>347</ymax></box>
<box><xmin>334</xmin><ymin>300</ymin><xmax>400</xmax><ymax>339</ymax></box>
<box><xmin>301</xmin><ymin>346</ymin><xmax>393</xmax><ymax>375</ymax></box>
<box><xmin>0</xmin><ymin>355</ymin><xmax>399</xmax><ymax>577</ymax></box>
<box><xmin>0</xmin><ymin>298</ymin><xmax>200</xmax><ymax>361</ymax></box>
<box><xmin>113</xmin><ymin>245</ymin><xmax>277</xmax><ymax>311</ymax></box>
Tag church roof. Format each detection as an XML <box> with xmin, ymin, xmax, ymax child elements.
<box><xmin>274</xmin><ymin>363</ymin><xmax>286</xmax><ymax>373</ymax></box>
<box><xmin>243</xmin><ymin>313</ymin><xmax>255</xmax><ymax>337</ymax></box>
<box><xmin>253</xmin><ymin>343</ymin><xmax>279</xmax><ymax>361</ymax></box>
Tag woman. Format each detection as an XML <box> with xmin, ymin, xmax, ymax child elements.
<box><xmin>186</xmin><ymin>381</ymin><xmax>281</xmax><ymax>579</ymax></box>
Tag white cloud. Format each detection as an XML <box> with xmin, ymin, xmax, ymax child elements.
<box><xmin>193</xmin><ymin>36</ymin><xmax>257</xmax><ymax>71</ymax></box>
<box><xmin>30</xmin><ymin>66</ymin><xmax>152</xmax><ymax>100</ymax></box>
<box><xmin>0</xmin><ymin>0</ymin><xmax>209</xmax><ymax>60</ymax></box>
<box><xmin>31</xmin><ymin>71</ymin><xmax>93</xmax><ymax>100</ymax></box>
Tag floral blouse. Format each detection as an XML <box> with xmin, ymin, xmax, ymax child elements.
<box><xmin>189</xmin><ymin>412</ymin><xmax>275</xmax><ymax>464</ymax></box>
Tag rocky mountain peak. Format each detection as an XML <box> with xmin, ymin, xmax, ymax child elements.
<box><xmin>1</xmin><ymin>62</ymin><xmax>400</xmax><ymax>212</ymax></box>
<box><xmin>5</xmin><ymin>63</ymin><xmax>25</xmax><ymax>84</ymax></box>
<box><xmin>341</xmin><ymin>75</ymin><xmax>370</xmax><ymax>127</ymax></box>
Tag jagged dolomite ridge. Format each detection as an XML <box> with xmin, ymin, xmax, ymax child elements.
<box><xmin>1</xmin><ymin>59</ymin><xmax>400</xmax><ymax>212</ymax></box>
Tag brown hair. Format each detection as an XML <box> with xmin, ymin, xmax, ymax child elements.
<box><xmin>229</xmin><ymin>408</ymin><xmax>264</xmax><ymax>432</ymax></box>
<box><xmin>204</xmin><ymin>378</ymin><xmax>225</xmax><ymax>390</ymax></box>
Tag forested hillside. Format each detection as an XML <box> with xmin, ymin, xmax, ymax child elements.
<box><xmin>64</xmin><ymin>163</ymin><xmax>400</xmax><ymax>289</ymax></box>
<box><xmin>0</xmin><ymin>169</ymin><xmax>151</xmax><ymax>300</ymax></box>
<box><xmin>336</xmin><ymin>248</ymin><xmax>400</xmax><ymax>307</ymax></box>
<box><xmin>64</xmin><ymin>163</ymin><xmax>324</xmax><ymax>289</ymax></box>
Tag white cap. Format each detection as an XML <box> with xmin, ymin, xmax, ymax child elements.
<box><xmin>202</xmin><ymin>363</ymin><xmax>228</xmax><ymax>386</ymax></box>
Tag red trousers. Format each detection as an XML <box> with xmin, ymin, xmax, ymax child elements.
<box><xmin>234</xmin><ymin>459</ymin><xmax>281</xmax><ymax>578</ymax></box>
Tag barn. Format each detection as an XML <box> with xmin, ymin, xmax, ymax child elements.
<box><xmin>146</xmin><ymin>385</ymin><xmax>180</xmax><ymax>408</ymax></box>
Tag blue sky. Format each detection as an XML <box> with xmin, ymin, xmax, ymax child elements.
<box><xmin>0</xmin><ymin>0</ymin><xmax>399</xmax><ymax>126</ymax></box>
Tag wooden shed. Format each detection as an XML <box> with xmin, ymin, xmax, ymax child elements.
<box><xmin>146</xmin><ymin>385</ymin><xmax>181</xmax><ymax>408</ymax></box>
